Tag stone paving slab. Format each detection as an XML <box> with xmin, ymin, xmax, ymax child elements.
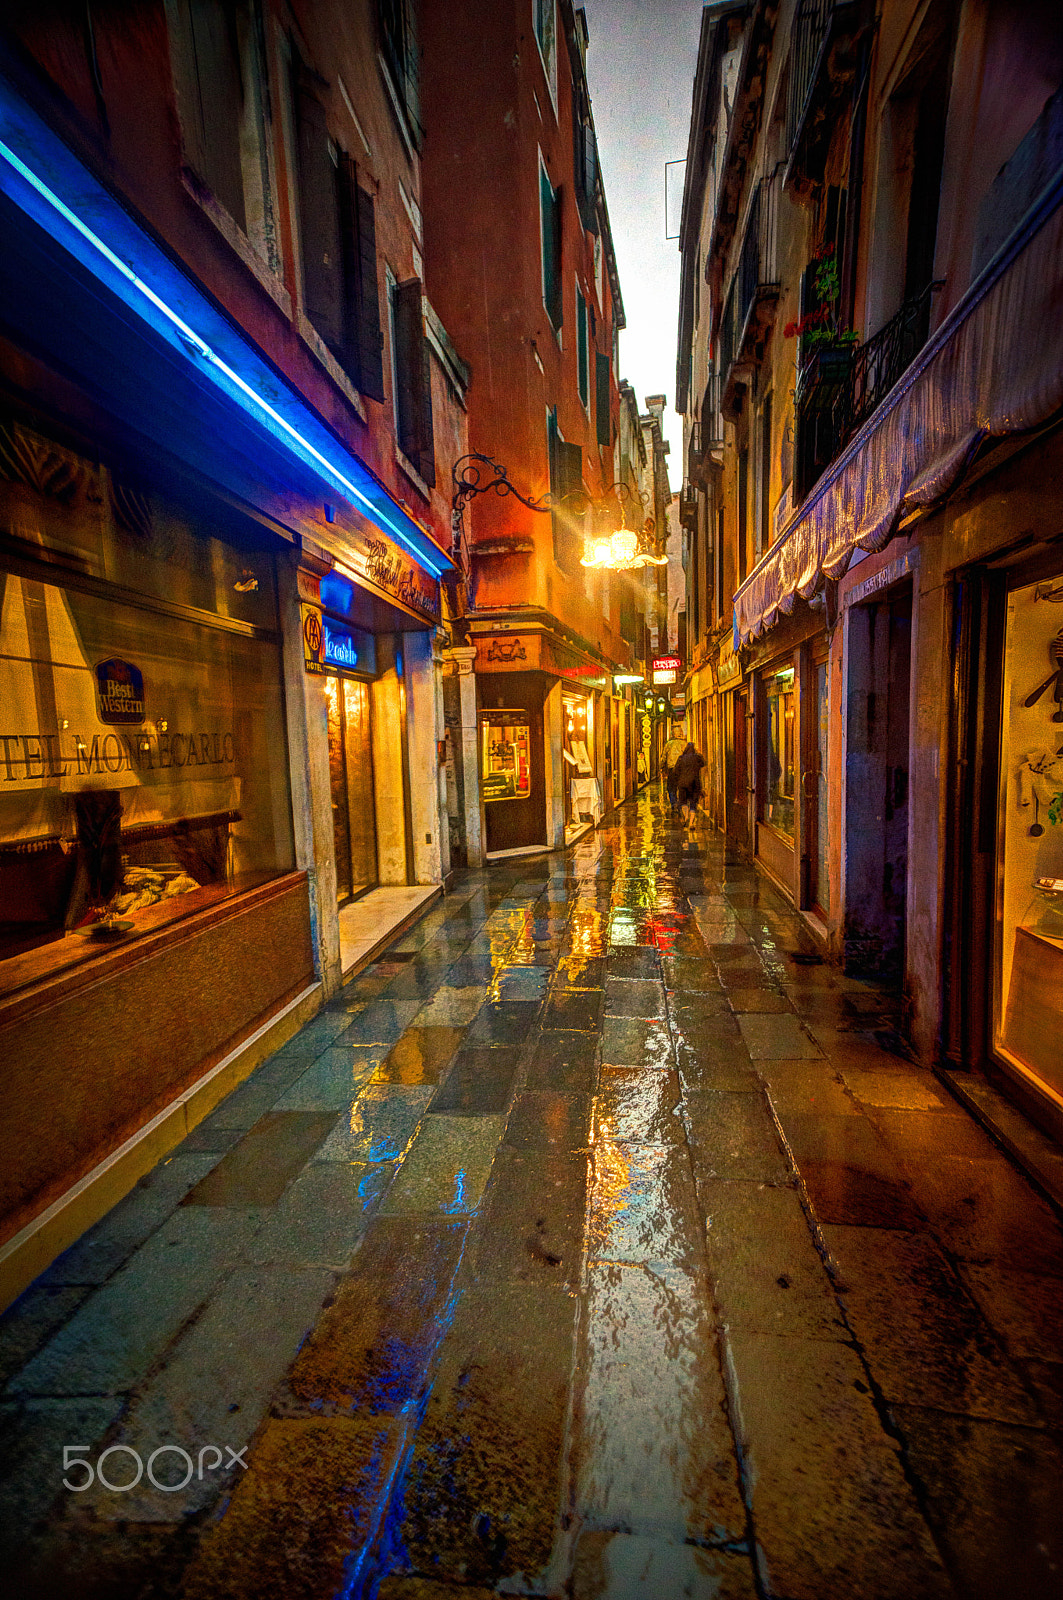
<box><xmin>394</xmin><ymin>1279</ymin><xmax>577</xmax><ymax>1589</ymax></box>
<box><xmin>726</xmin><ymin>1329</ymin><xmax>954</xmax><ymax>1600</ymax></box>
<box><xmin>823</xmin><ymin>1224</ymin><xmax>1040</xmax><ymax>1424</ymax></box>
<box><xmin>701</xmin><ymin>1179</ymin><xmax>846</xmax><ymax>1341</ymax></box>
<box><xmin>5</xmin><ymin>791</ymin><xmax>1063</xmax><ymax>1597</ymax></box>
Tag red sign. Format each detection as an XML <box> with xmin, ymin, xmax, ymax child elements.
<box><xmin>652</xmin><ymin>656</ymin><xmax>681</xmax><ymax>672</ymax></box>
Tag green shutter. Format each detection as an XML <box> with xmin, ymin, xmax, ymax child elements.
<box><xmin>596</xmin><ymin>351</ymin><xmax>611</xmax><ymax>446</ymax></box>
<box><xmin>577</xmin><ymin>288</ymin><xmax>588</xmax><ymax>407</ymax></box>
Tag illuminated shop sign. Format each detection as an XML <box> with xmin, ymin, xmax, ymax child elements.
<box><xmin>95</xmin><ymin>658</ymin><xmax>145</xmax><ymax>724</ymax></box>
<box><xmin>322</xmin><ymin>619</ymin><xmax>375</xmax><ymax>677</ymax></box>
<box><xmin>651</xmin><ymin>654</ymin><xmax>680</xmax><ymax>686</ymax></box>
<box><xmin>302</xmin><ymin>604</ymin><xmax>376</xmax><ymax>677</ymax></box>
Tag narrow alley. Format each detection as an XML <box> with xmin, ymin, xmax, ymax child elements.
<box><xmin>2</xmin><ymin>792</ymin><xmax>1061</xmax><ymax>1600</ymax></box>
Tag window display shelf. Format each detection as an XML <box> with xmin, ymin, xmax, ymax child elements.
<box><xmin>0</xmin><ymin>869</ymin><xmax>298</xmax><ymax>1021</ymax></box>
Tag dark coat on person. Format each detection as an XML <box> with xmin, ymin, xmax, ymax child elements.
<box><xmin>673</xmin><ymin>743</ymin><xmax>705</xmax><ymax>797</ymax></box>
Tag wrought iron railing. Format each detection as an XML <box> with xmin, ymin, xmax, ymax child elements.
<box><xmin>794</xmin><ymin>281</ymin><xmax>940</xmax><ymax>499</ymax></box>
<box><xmin>786</xmin><ymin>0</ymin><xmax>833</xmax><ymax>155</ymax></box>
<box><xmin>838</xmin><ymin>279</ymin><xmax>939</xmax><ymax>437</ymax></box>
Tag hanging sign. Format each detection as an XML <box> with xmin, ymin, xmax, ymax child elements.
<box><xmin>302</xmin><ymin>604</ymin><xmax>325</xmax><ymax>673</ymax></box>
<box><xmin>652</xmin><ymin>654</ymin><xmax>680</xmax><ymax>686</ymax></box>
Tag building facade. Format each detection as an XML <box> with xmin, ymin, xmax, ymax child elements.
<box><xmin>0</xmin><ymin>0</ymin><xmax>469</xmax><ymax>1306</ymax></box>
<box><xmin>677</xmin><ymin>0</ymin><xmax>1063</xmax><ymax>1135</ymax></box>
<box><xmin>421</xmin><ymin>0</ymin><xmax>663</xmax><ymax>858</ymax></box>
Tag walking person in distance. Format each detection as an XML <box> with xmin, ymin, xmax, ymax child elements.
<box><xmin>662</xmin><ymin>724</ymin><xmax>686</xmax><ymax>819</ymax></box>
<box><xmin>673</xmin><ymin>740</ymin><xmax>706</xmax><ymax>832</ymax></box>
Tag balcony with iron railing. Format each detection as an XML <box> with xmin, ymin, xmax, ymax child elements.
<box><xmin>794</xmin><ymin>280</ymin><xmax>941</xmax><ymax>501</ymax></box>
<box><xmin>687</xmin><ymin>370</ymin><xmax>725</xmax><ymax>489</ymax></box>
<box><xmin>784</xmin><ymin>0</ymin><xmax>867</xmax><ymax>193</ymax></box>
<box><xmin>718</xmin><ymin>168</ymin><xmax>782</xmax><ymax>420</ymax></box>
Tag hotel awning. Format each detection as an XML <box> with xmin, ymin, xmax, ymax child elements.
<box><xmin>733</xmin><ymin>173</ymin><xmax>1063</xmax><ymax>648</ymax></box>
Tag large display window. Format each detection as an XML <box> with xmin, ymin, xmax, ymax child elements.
<box><xmin>480</xmin><ymin>711</ymin><xmax>531</xmax><ymax>803</ymax></box>
<box><xmin>562</xmin><ymin>690</ymin><xmax>596</xmax><ymax>837</ymax></box>
<box><xmin>0</xmin><ymin>570</ymin><xmax>294</xmax><ymax>981</ymax></box>
<box><xmin>995</xmin><ymin>575</ymin><xmax>1063</xmax><ymax>1103</ymax></box>
<box><xmin>761</xmin><ymin>663</ymin><xmax>796</xmax><ymax>838</ymax></box>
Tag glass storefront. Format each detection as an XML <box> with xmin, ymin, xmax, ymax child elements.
<box><xmin>995</xmin><ymin>575</ymin><xmax>1063</xmax><ymax>1104</ymax></box>
<box><xmin>325</xmin><ymin>675</ymin><xmax>377</xmax><ymax>904</ymax></box>
<box><xmin>480</xmin><ymin>711</ymin><xmax>531</xmax><ymax>803</ymax></box>
<box><xmin>762</xmin><ymin>663</ymin><xmax>796</xmax><ymax>838</ymax></box>
<box><xmin>562</xmin><ymin>690</ymin><xmax>595</xmax><ymax>837</ymax></box>
<box><xmin>0</xmin><ymin>419</ymin><xmax>294</xmax><ymax>985</ymax></box>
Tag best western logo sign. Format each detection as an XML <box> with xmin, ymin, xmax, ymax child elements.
<box><xmin>95</xmin><ymin>659</ymin><xmax>145</xmax><ymax>724</ymax></box>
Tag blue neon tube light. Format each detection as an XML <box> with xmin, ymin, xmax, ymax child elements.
<box><xmin>0</xmin><ymin>83</ymin><xmax>452</xmax><ymax>578</ymax></box>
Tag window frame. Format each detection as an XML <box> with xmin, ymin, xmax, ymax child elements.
<box><xmin>539</xmin><ymin>152</ymin><xmax>563</xmax><ymax>337</ymax></box>
<box><xmin>533</xmin><ymin>0</ymin><xmax>558</xmax><ymax>114</ymax></box>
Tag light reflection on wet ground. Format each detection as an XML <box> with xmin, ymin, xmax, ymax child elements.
<box><xmin>3</xmin><ymin>790</ymin><xmax>1063</xmax><ymax>1598</ymax></box>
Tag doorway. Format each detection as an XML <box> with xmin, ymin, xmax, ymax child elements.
<box><xmin>844</xmin><ymin>587</ymin><xmax>912</xmax><ymax>977</ymax></box>
<box><xmin>729</xmin><ymin>689</ymin><xmax>750</xmax><ymax>848</ymax></box>
<box><xmin>805</xmin><ymin>653</ymin><xmax>830</xmax><ymax>917</ymax></box>
<box><xmin>325</xmin><ymin>675</ymin><xmax>377</xmax><ymax>905</ymax></box>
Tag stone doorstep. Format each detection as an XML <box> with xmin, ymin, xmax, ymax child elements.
<box><xmin>938</xmin><ymin>1068</ymin><xmax>1063</xmax><ymax>1220</ymax></box>
<box><xmin>338</xmin><ymin>886</ymin><xmax>443</xmax><ymax>979</ymax></box>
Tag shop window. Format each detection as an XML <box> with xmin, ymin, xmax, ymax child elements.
<box><xmin>562</xmin><ymin>692</ymin><xmax>597</xmax><ymax>835</ymax></box>
<box><xmin>762</xmin><ymin>664</ymin><xmax>796</xmax><ymax>838</ymax></box>
<box><xmin>167</xmin><ymin>0</ymin><xmax>278</xmax><ymax>271</ymax></box>
<box><xmin>0</xmin><ymin>571</ymin><xmax>294</xmax><ymax>977</ymax></box>
<box><xmin>480</xmin><ymin>712</ymin><xmax>531</xmax><ymax>803</ymax></box>
<box><xmin>290</xmin><ymin>68</ymin><xmax>385</xmax><ymax>401</ymax></box>
<box><xmin>0</xmin><ymin>420</ymin><xmax>294</xmax><ymax>986</ymax></box>
<box><xmin>995</xmin><ymin>576</ymin><xmax>1063</xmax><ymax>1101</ymax></box>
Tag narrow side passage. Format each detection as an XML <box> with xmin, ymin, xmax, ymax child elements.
<box><xmin>2</xmin><ymin>793</ymin><xmax>1063</xmax><ymax>1599</ymax></box>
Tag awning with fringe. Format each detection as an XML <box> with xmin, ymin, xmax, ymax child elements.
<box><xmin>733</xmin><ymin>175</ymin><xmax>1063</xmax><ymax>648</ymax></box>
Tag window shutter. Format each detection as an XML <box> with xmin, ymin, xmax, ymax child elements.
<box><xmin>577</xmin><ymin>289</ymin><xmax>588</xmax><ymax>406</ymax></box>
<box><xmin>355</xmin><ymin>182</ymin><xmax>386</xmax><ymax>402</ymax></box>
<box><xmin>596</xmin><ymin>351</ymin><xmax>611</xmax><ymax>447</ymax></box>
<box><xmin>550</xmin><ymin>184</ymin><xmax>564</xmax><ymax>328</ymax></box>
<box><xmin>541</xmin><ymin>166</ymin><xmax>557</xmax><ymax>327</ymax></box>
<box><xmin>337</xmin><ymin>156</ymin><xmax>385</xmax><ymax>400</ymax></box>
<box><xmin>175</xmin><ymin>0</ymin><xmax>247</xmax><ymax>228</ymax></box>
<box><xmin>553</xmin><ymin>438</ymin><xmax>583</xmax><ymax>571</ymax></box>
<box><xmin>401</xmin><ymin>0</ymin><xmax>423</xmax><ymax>146</ymax></box>
<box><xmin>558</xmin><ymin>439</ymin><xmax>583</xmax><ymax>501</ymax></box>
<box><xmin>393</xmin><ymin>278</ymin><xmax>434</xmax><ymax>485</ymax></box>
<box><xmin>294</xmin><ymin>76</ymin><xmax>345</xmax><ymax>354</ymax></box>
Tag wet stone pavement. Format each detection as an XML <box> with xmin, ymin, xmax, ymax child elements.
<box><xmin>3</xmin><ymin>792</ymin><xmax>1063</xmax><ymax>1599</ymax></box>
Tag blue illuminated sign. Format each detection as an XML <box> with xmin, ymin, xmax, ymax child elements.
<box><xmin>322</xmin><ymin>620</ymin><xmax>375</xmax><ymax>677</ymax></box>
